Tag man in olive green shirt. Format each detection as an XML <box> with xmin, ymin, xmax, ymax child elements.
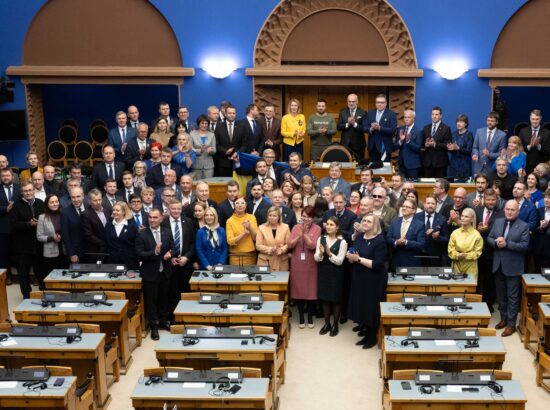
<box><xmin>307</xmin><ymin>99</ymin><xmax>337</xmax><ymax>161</ymax></box>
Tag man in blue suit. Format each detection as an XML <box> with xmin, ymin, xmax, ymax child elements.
<box><xmin>487</xmin><ymin>200</ymin><xmax>530</xmax><ymax>337</ymax></box>
<box><xmin>471</xmin><ymin>112</ymin><xmax>507</xmax><ymax>176</ymax></box>
<box><xmin>394</xmin><ymin>109</ymin><xmax>421</xmax><ymax>178</ymax></box>
<box><xmin>108</xmin><ymin>111</ymin><xmax>136</xmax><ymax>161</ymax></box>
<box><xmin>364</xmin><ymin>94</ymin><xmax>397</xmax><ymax>163</ymax></box>
<box><xmin>317</xmin><ymin>162</ymin><xmax>351</xmax><ymax>200</ymax></box>
<box><xmin>414</xmin><ymin>195</ymin><xmax>449</xmax><ymax>266</ymax></box>
<box><xmin>387</xmin><ymin>199</ymin><xmax>426</xmax><ymax>271</ymax></box>
<box><xmin>512</xmin><ymin>180</ymin><xmax>537</xmax><ymax>231</ymax></box>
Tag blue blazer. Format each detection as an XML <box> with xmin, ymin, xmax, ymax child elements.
<box><xmin>317</xmin><ymin>177</ymin><xmax>352</xmax><ymax>199</ymax></box>
<box><xmin>487</xmin><ymin>217</ymin><xmax>530</xmax><ymax>276</ymax></box>
<box><xmin>195</xmin><ymin>226</ymin><xmax>228</xmax><ymax>269</ymax></box>
<box><xmin>108</xmin><ymin>126</ymin><xmax>136</xmax><ymax>160</ymax></box>
<box><xmin>386</xmin><ymin>217</ymin><xmax>426</xmax><ymax>270</ymax></box>
<box><xmin>60</xmin><ymin>205</ymin><xmax>84</xmax><ymax>258</ymax></box>
<box><xmin>104</xmin><ymin>219</ymin><xmax>139</xmax><ymax>269</ymax></box>
<box><xmin>472</xmin><ymin>127</ymin><xmax>507</xmax><ymax>175</ymax></box>
<box><xmin>393</xmin><ymin>125</ymin><xmax>421</xmax><ymax>170</ymax></box>
<box><xmin>413</xmin><ymin>211</ymin><xmax>449</xmax><ymax>256</ymax></box>
<box><xmin>363</xmin><ymin>109</ymin><xmax>397</xmax><ymax>153</ymax></box>
<box><xmin>518</xmin><ymin>200</ymin><xmax>537</xmax><ymax>231</ymax></box>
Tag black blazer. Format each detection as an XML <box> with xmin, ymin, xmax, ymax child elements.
<box><xmin>104</xmin><ymin>219</ymin><xmax>139</xmax><ymax>269</ymax></box>
<box><xmin>91</xmin><ymin>161</ymin><xmax>126</xmax><ymax>191</ymax></box>
<box><xmin>130</xmin><ymin>209</ymin><xmax>149</xmax><ymax>228</ymax></box>
<box><xmin>518</xmin><ymin>127</ymin><xmax>550</xmax><ymax>172</ymax></box>
<box><xmin>322</xmin><ymin>208</ymin><xmax>356</xmax><ymax>243</ymax></box>
<box><xmin>10</xmin><ymin>198</ymin><xmax>45</xmax><ymax>254</ymax></box>
<box><xmin>257</xmin><ymin>117</ymin><xmax>282</xmax><ymax>159</ymax></box>
<box><xmin>233</xmin><ymin>118</ymin><xmax>265</xmax><ymax>154</ymax></box>
<box><xmin>81</xmin><ymin>207</ymin><xmax>110</xmax><ymax>255</ymax></box>
<box><xmin>422</xmin><ymin>122</ymin><xmax>452</xmax><ymax>168</ymax></box>
<box><xmin>217</xmin><ymin>199</ymin><xmax>234</xmax><ymax>229</ymax></box>
<box><xmin>0</xmin><ymin>183</ymin><xmax>20</xmax><ymax>234</ymax></box>
<box><xmin>117</xmin><ymin>187</ymin><xmax>142</xmax><ymax>204</ymax></box>
<box><xmin>123</xmin><ymin>137</ymin><xmax>153</xmax><ymax>165</ymax></box>
<box><xmin>145</xmin><ymin>163</ymin><xmax>182</xmax><ymax>190</ymax></box>
<box><xmin>184</xmin><ymin>199</ymin><xmax>218</xmax><ymax>219</ymax></box>
<box><xmin>247</xmin><ymin>198</ymin><xmax>270</xmax><ymax>226</ymax></box>
<box><xmin>161</xmin><ymin>216</ymin><xmax>195</xmax><ymax>259</ymax></box>
<box><xmin>337</xmin><ymin>107</ymin><xmax>366</xmax><ymax>149</ymax></box>
<box><xmin>60</xmin><ymin>204</ymin><xmax>84</xmax><ymax>258</ymax></box>
<box><xmin>214</xmin><ymin>120</ymin><xmax>240</xmax><ymax>169</ymax></box>
<box><xmin>101</xmin><ymin>196</ymin><xmax>123</xmax><ymax>215</ymax></box>
<box><xmin>135</xmin><ymin>226</ymin><xmax>174</xmax><ymax>282</ymax></box>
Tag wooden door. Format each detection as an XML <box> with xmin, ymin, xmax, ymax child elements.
<box><xmin>284</xmin><ymin>86</ymin><xmax>385</xmax><ymax>162</ymax></box>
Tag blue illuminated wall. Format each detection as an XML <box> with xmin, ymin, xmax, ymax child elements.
<box><xmin>0</xmin><ymin>0</ymin><xmax>534</xmax><ymax>166</ymax></box>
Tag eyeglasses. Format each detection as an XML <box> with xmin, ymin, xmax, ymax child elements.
<box><xmin>453</xmin><ymin>196</ymin><xmax>465</xmax><ymax>199</ymax></box>
<box><xmin>264</xmin><ymin>156</ymin><xmax>275</xmax><ymax>159</ymax></box>
<box><xmin>401</xmin><ymin>205</ymin><xmax>415</xmax><ymax>209</ymax></box>
<box><xmin>372</xmin><ymin>195</ymin><xmax>384</xmax><ymax>199</ymax></box>
<box><xmin>164</xmin><ymin>194</ymin><xmax>175</xmax><ymax>197</ymax></box>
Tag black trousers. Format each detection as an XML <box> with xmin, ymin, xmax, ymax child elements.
<box><xmin>0</xmin><ymin>234</ymin><xmax>12</xmax><ymax>277</ymax></box>
<box><xmin>423</xmin><ymin>166</ymin><xmax>447</xmax><ymax>178</ymax></box>
<box><xmin>143</xmin><ymin>274</ymin><xmax>171</xmax><ymax>327</ymax></box>
<box><xmin>40</xmin><ymin>255</ymin><xmax>62</xmax><ymax>290</ymax></box>
<box><xmin>168</xmin><ymin>264</ymin><xmax>193</xmax><ymax>319</ymax></box>
<box><xmin>15</xmin><ymin>252</ymin><xmax>42</xmax><ymax>299</ymax></box>
<box><xmin>478</xmin><ymin>253</ymin><xmax>496</xmax><ymax>308</ymax></box>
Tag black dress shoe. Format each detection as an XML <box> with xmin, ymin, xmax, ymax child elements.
<box><xmin>339</xmin><ymin>316</ymin><xmax>348</xmax><ymax>325</ymax></box>
<box><xmin>329</xmin><ymin>325</ymin><xmax>339</xmax><ymax>337</ymax></box>
<box><xmin>150</xmin><ymin>327</ymin><xmax>160</xmax><ymax>341</ymax></box>
<box><xmin>358</xmin><ymin>329</ymin><xmax>367</xmax><ymax>337</ymax></box>
<box><xmin>356</xmin><ymin>337</ymin><xmax>367</xmax><ymax>346</ymax></box>
<box><xmin>159</xmin><ymin>321</ymin><xmax>171</xmax><ymax>331</ymax></box>
<box><xmin>319</xmin><ymin>322</ymin><xmax>331</xmax><ymax>335</ymax></box>
<box><xmin>362</xmin><ymin>338</ymin><xmax>377</xmax><ymax>349</ymax></box>
<box><xmin>352</xmin><ymin>325</ymin><xmax>362</xmax><ymax>332</ymax></box>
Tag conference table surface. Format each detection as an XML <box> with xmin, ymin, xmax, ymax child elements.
<box><xmin>174</xmin><ymin>300</ymin><xmax>285</xmax><ymax>322</ymax></box>
<box><xmin>0</xmin><ymin>376</ymin><xmax>77</xmax><ymax>409</ymax></box>
<box><xmin>387</xmin><ymin>272</ymin><xmax>477</xmax><ymax>294</ymax></box>
<box><xmin>519</xmin><ymin>273</ymin><xmax>550</xmax><ymax>336</ymax></box>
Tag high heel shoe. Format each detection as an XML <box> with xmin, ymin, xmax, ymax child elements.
<box><xmin>319</xmin><ymin>322</ymin><xmax>331</xmax><ymax>335</ymax></box>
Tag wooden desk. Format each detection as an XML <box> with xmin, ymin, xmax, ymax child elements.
<box><xmin>131</xmin><ymin>377</ymin><xmax>272</xmax><ymax>409</ymax></box>
<box><xmin>195</xmin><ymin>177</ymin><xmax>233</xmax><ymax>204</ymax></box>
<box><xmin>379</xmin><ymin>302</ymin><xmax>491</xmax><ymax>343</ymax></box>
<box><xmin>189</xmin><ymin>271</ymin><xmax>290</xmax><ymax>303</ymax></box>
<box><xmin>387</xmin><ymin>272</ymin><xmax>477</xmax><ymax>295</ymax></box>
<box><xmin>173</xmin><ymin>301</ymin><xmax>287</xmax><ymax>347</ymax></box>
<box><xmin>0</xmin><ymin>376</ymin><xmax>78</xmax><ymax>410</ymax></box>
<box><xmin>0</xmin><ymin>333</ymin><xmax>110</xmax><ymax>408</ymax></box>
<box><xmin>387</xmin><ymin>380</ymin><xmax>526</xmax><ymax>410</ymax></box>
<box><xmin>535</xmin><ymin>302</ymin><xmax>550</xmax><ymax>392</ymax></box>
<box><xmin>44</xmin><ymin>269</ymin><xmax>145</xmax><ymax>335</ymax></box>
<box><xmin>413</xmin><ymin>182</ymin><xmax>476</xmax><ymax>201</ymax></box>
<box><xmin>519</xmin><ymin>273</ymin><xmax>550</xmax><ymax>340</ymax></box>
<box><xmin>0</xmin><ymin>269</ymin><xmax>8</xmax><ymax>323</ymax></box>
<box><xmin>381</xmin><ymin>336</ymin><xmax>506</xmax><ymax>380</ymax></box>
<box><xmin>13</xmin><ymin>299</ymin><xmax>132</xmax><ymax>374</ymax></box>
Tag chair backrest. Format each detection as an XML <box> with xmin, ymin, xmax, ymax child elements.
<box><xmin>30</xmin><ymin>290</ymin><xmax>70</xmax><ymax>299</ymax></box>
<box><xmin>390</xmin><ymin>327</ymin><xmax>435</xmax><ymax>336</ymax></box>
<box><xmin>170</xmin><ymin>324</ymin><xmax>215</xmax><ymax>334</ymax></box>
<box><xmin>319</xmin><ymin>145</ymin><xmax>353</xmax><ymax>162</ymax></box>
<box><xmin>23</xmin><ymin>365</ymin><xmax>72</xmax><ymax>376</ymax></box>
<box><xmin>85</xmin><ymin>290</ymin><xmax>125</xmax><ymax>300</ymax></box>
<box><xmin>90</xmin><ymin>124</ymin><xmax>109</xmax><ymax>144</ymax></box>
<box><xmin>540</xmin><ymin>295</ymin><xmax>550</xmax><ymax>303</ymax></box>
<box><xmin>61</xmin><ymin>119</ymin><xmax>79</xmax><ymax>131</ymax></box>
<box><xmin>513</xmin><ymin>122</ymin><xmax>529</xmax><ymax>136</ymax></box>
<box><xmin>89</xmin><ymin>119</ymin><xmax>107</xmax><ymax>131</ymax></box>
<box><xmin>181</xmin><ymin>292</ymin><xmax>218</xmax><ymax>301</ymax></box>
<box><xmin>386</xmin><ymin>293</ymin><xmax>426</xmax><ymax>302</ymax></box>
<box><xmin>58</xmin><ymin>124</ymin><xmax>78</xmax><ymax>144</ymax></box>
<box><xmin>453</xmin><ymin>327</ymin><xmax>496</xmax><ymax>336</ymax></box>
<box><xmin>54</xmin><ymin>323</ymin><xmax>100</xmax><ymax>333</ymax></box>
<box><xmin>392</xmin><ymin>369</ymin><xmax>443</xmax><ymax>380</ymax></box>
<box><xmin>446</xmin><ymin>293</ymin><xmax>482</xmax><ymax>303</ymax></box>
<box><xmin>240</xmin><ymin>292</ymin><xmax>279</xmax><ymax>301</ymax></box>
<box><xmin>462</xmin><ymin>369</ymin><xmax>512</xmax><ymax>380</ymax></box>
<box><xmin>144</xmin><ymin>367</ymin><xmax>193</xmax><ymax>377</ymax></box>
<box><xmin>74</xmin><ymin>141</ymin><xmax>93</xmax><ymax>162</ymax></box>
<box><xmin>211</xmin><ymin>367</ymin><xmax>261</xmax><ymax>378</ymax></box>
<box><xmin>230</xmin><ymin>325</ymin><xmax>274</xmax><ymax>335</ymax></box>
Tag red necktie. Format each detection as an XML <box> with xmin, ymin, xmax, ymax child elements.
<box><xmin>484</xmin><ymin>210</ymin><xmax>491</xmax><ymax>225</ymax></box>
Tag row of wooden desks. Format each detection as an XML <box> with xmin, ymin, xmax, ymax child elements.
<box><xmin>0</xmin><ymin>332</ymin><xmax>110</xmax><ymax>408</ymax></box>
<box><xmin>0</xmin><ymin>376</ymin><xmax>78</xmax><ymax>410</ymax></box>
<box><xmin>387</xmin><ymin>272</ymin><xmax>477</xmax><ymax>294</ymax></box>
<box><xmin>520</xmin><ymin>273</ymin><xmax>550</xmax><ymax>338</ymax></box>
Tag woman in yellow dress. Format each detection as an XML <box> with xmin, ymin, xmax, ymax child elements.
<box><xmin>448</xmin><ymin>208</ymin><xmax>483</xmax><ymax>277</ymax></box>
<box><xmin>281</xmin><ymin>98</ymin><xmax>306</xmax><ymax>162</ymax></box>
<box><xmin>225</xmin><ymin>196</ymin><xmax>258</xmax><ymax>265</ymax></box>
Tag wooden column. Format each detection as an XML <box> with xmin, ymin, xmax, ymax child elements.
<box><xmin>24</xmin><ymin>84</ymin><xmax>47</xmax><ymax>163</ymax></box>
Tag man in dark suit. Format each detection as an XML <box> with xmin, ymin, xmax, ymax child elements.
<box><xmin>513</xmin><ymin>180</ymin><xmax>537</xmax><ymax>231</ymax></box>
<box><xmin>65</xmin><ymin>163</ymin><xmax>90</xmax><ymax>195</ymax></box>
<box><xmin>127</xmin><ymin>105</ymin><xmax>141</xmax><ymax>130</ymax></box>
<box><xmin>102</xmin><ymin>179</ymin><xmax>123</xmax><ymax>215</ymax></box>
<box><xmin>487</xmin><ymin>200</ymin><xmax>530</xmax><ymax>336</ymax></box>
<box><xmin>81</xmin><ymin>189</ymin><xmax>109</xmax><ymax>263</ymax></box>
<box><xmin>233</xmin><ymin>104</ymin><xmax>265</xmax><ymax>155</ymax></box>
<box><xmin>263</xmin><ymin>149</ymin><xmax>284</xmax><ymax>186</ymax></box>
<box><xmin>351</xmin><ymin>168</ymin><xmax>373</xmax><ymax>198</ymax></box>
<box><xmin>128</xmin><ymin>193</ymin><xmax>149</xmax><ymax>229</ymax></box>
<box><xmin>217</xmin><ymin>181</ymin><xmax>239</xmax><ymax>229</ymax></box>
<box><xmin>421</xmin><ymin>106</ymin><xmax>452</xmax><ymax>178</ymax></box>
<box><xmin>466</xmin><ymin>173</ymin><xmax>490</xmax><ymax>209</ymax></box>
<box><xmin>207</xmin><ymin>105</ymin><xmax>222</xmax><ymax>133</ymax></box>
<box><xmin>265</xmin><ymin>189</ymin><xmax>296</xmax><ymax>229</ymax></box>
<box><xmin>10</xmin><ymin>182</ymin><xmax>45</xmax><ymax>298</ymax></box>
<box><xmin>161</xmin><ymin>200</ymin><xmax>195</xmax><ymax>320</ymax></box>
<box><xmin>145</xmin><ymin>148</ymin><xmax>182</xmax><ymax>190</ymax></box>
<box><xmin>184</xmin><ymin>181</ymin><xmax>218</xmax><ymax>218</ymax></box>
<box><xmin>258</xmin><ymin>104</ymin><xmax>282</xmax><ymax>160</ymax></box>
<box><xmin>518</xmin><ymin>109</ymin><xmax>550</xmax><ymax>173</ymax></box>
<box><xmin>245</xmin><ymin>159</ymin><xmax>271</xmax><ymax>199</ymax></box>
<box><xmin>433</xmin><ymin>178</ymin><xmax>453</xmax><ymax>213</ymax></box>
<box><xmin>172</xmin><ymin>106</ymin><xmax>196</xmax><ymax>134</ymax></box>
<box><xmin>337</xmin><ymin>93</ymin><xmax>366</xmax><ymax>160</ymax></box>
<box><xmin>153</xmin><ymin>169</ymin><xmax>181</xmax><ymax>207</ymax></box>
<box><xmin>534</xmin><ymin>190</ymin><xmax>550</xmax><ymax>270</ymax></box>
<box><xmin>414</xmin><ymin>195</ymin><xmax>449</xmax><ymax>266</ymax></box>
<box><xmin>475</xmin><ymin>188</ymin><xmax>502</xmax><ymax>311</ymax></box>
<box><xmin>394</xmin><ymin>109</ymin><xmax>421</xmax><ymax>178</ymax></box>
<box><xmin>247</xmin><ymin>181</ymin><xmax>270</xmax><ymax>226</ymax></box>
<box><xmin>492</xmin><ymin>158</ymin><xmax>517</xmax><ymax>200</ymax></box>
<box><xmin>135</xmin><ymin>208</ymin><xmax>174</xmax><ymax>340</ymax></box>
<box><xmin>214</xmin><ymin>105</ymin><xmax>239</xmax><ymax>177</ymax></box>
<box><xmin>108</xmin><ymin>111</ymin><xmax>136</xmax><ymax>161</ymax></box>
<box><xmin>386</xmin><ymin>199</ymin><xmax>426</xmax><ymax>271</ymax></box>
<box><xmin>43</xmin><ymin>165</ymin><xmax>61</xmax><ymax>196</ymax></box>
<box><xmin>0</xmin><ymin>168</ymin><xmax>19</xmax><ymax>285</ymax></box>
<box><xmin>441</xmin><ymin>187</ymin><xmax>470</xmax><ymax>236</ymax></box>
<box><xmin>124</xmin><ymin>123</ymin><xmax>152</xmax><ymax>166</ymax></box>
<box><xmin>150</xmin><ymin>101</ymin><xmax>176</xmax><ymax>134</ymax></box>
<box><xmin>364</xmin><ymin>94</ymin><xmax>398</xmax><ymax>163</ymax></box>
<box><xmin>91</xmin><ymin>145</ymin><xmax>125</xmax><ymax>191</ymax></box>
<box><xmin>118</xmin><ymin>171</ymin><xmax>142</xmax><ymax>204</ymax></box>
<box><xmin>61</xmin><ymin>186</ymin><xmax>85</xmax><ymax>266</ymax></box>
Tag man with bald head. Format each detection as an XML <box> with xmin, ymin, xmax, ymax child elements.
<box><xmin>337</xmin><ymin>93</ymin><xmax>367</xmax><ymax>160</ymax></box>
<box><xmin>42</xmin><ymin>165</ymin><xmax>60</xmax><ymax>196</ymax></box>
<box><xmin>127</xmin><ymin>105</ymin><xmax>140</xmax><ymax>129</ymax></box>
<box><xmin>32</xmin><ymin>171</ymin><xmax>46</xmax><ymax>201</ymax></box>
<box><xmin>487</xmin><ymin>200</ymin><xmax>530</xmax><ymax>336</ymax></box>
<box><xmin>442</xmin><ymin>187</ymin><xmax>470</xmax><ymax>235</ymax></box>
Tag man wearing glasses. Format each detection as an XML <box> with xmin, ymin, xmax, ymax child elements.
<box><xmin>363</xmin><ymin>94</ymin><xmax>397</xmax><ymax>163</ymax></box>
<box><xmin>371</xmin><ymin>187</ymin><xmax>396</xmax><ymax>230</ymax></box>
<box><xmin>387</xmin><ymin>199</ymin><xmax>425</xmax><ymax>271</ymax></box>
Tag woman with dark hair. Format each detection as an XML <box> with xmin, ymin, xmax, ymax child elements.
<box><xmin>262</xmin><ymin>177</ymin><xmax>277</xmax><ymax>201</ymax></box>
<box><xmin>145</xmin><ymin>142</ymin><xmax>163</xmax><ymax>170</ymax></box>
<box><xmin>36</xmin><ymin>194</ymin><xmax>63</xmax><ymax>289</ymax></box>
<box><xmin>525</xmin><ymin>172</ymin><xmax>543</xmax><ymax>207</ymax></box>
<box><xmin>312</xmin><ymin>197</ymin><xmax>329</xmax><ymax>227</ymax></box>
<box><xmin>289</xmin><ymin>191</ymin><xmax>304</xmax><ymax>223</ymax></box>
<box><xmin>346</xmin><ymin>190</ymin><xmax>361</xmax><ymax>216</ymax></box>
<box><xmin>168</xmin><ymin>121</ymin><xmax>188</xmax><ymax>148</ymax></box>
<box><xmin>288</xmin><ymin>205</ymin><xmax>321</xmax><ymax>328</ymax></box>
<box><xmin>196</xmin><ymin>207</ymin><xmax>228</xmax><ymax>269</ymax></box>
<box><xmin>448</xmin><ymin>114</ymin><xmax>473</xmax><ymax>180</ymax></box>
<box><xmin>314</xmin><ymin>215</ymin><xmax>348</xmax><ymax>336</ymax></box>
<box><xmin>347</xmin><ymin>215</ymin><xmax>387</xmax><ymax>349</ymax></box>
<box><xmin>104</xmin><ymin>201</ymin><xmax>139</xmax><ymax>269</ymax></box>
<box><xmin>190</xmin><ymin>114</ymin><xmax>216</xmax><ymax>179</ymax></box>
<box><xmin>192</xmin><ymin>201</ymin><xmax>207</xmax><ymax>230</ymax></box>
<box><xmin>281</xmin><ymin>180</ymin><xmax>296</xmax><ymax>206</ymax></box>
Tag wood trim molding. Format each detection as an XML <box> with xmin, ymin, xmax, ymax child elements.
<box><xmin>478</xmin><ymin>68</ymin><xmax>550</xmax><ymax>87</ymax></box>
<box><xmin>246</xmin><ymin>66</ymin><xmax>423</xmax><ymax>78</ymax></box>
<box><xmin>25</xmin><ymin>84</ymin><xmax>47</xmax><ymax>163</ymax></box>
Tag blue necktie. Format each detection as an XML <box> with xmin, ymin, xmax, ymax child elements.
<box><xmin>135</xmin><ymin>213</ymin><xmax>141</xmax><ymax>226</ymax></box>
<box><xmin>108</xmin><ymin>164</ymin><xmax>114</xmax><ymax>179</ymax></box>
<box><xmin>174</xmin><ymin>219</ymin><xmax>181</xmax><ymax>256</ymax></box>
<box><xmin>121</xmin><ymin>128</ymin><xmax>126</xmax><ymax>144</ymax></box>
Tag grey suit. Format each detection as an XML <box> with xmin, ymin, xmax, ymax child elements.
<box><xmin>190</xmin><ymin>130</ymin><xmax>216</xmax><ymax>179</ymax></box>
<box><xmin>487</xmin><ymin>217</ymin><xmax>530</xmax><ymax>327</ymax></box>
<box><xmin>472</xmin><ymin>127</ymin><xmax>507</xmax><ymax>175</ymax></box>
<box><xmin>36</xmin><ymin>214</ymin><xmax>61</xmax><ymax>258</ymax></box>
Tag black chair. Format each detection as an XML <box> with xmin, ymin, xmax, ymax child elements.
<box><xmin>513</xmin><ymin>122</ymin><xmax>529</xmax><ymax>136</ymax></box>
<box><xmin>319</xmin><ymin>144</ymin><xmax>353</xmax><ymax>163</ymax></box>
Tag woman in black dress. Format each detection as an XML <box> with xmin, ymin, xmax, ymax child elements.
<box><xmin>104</xmin><ymin>201</ymin><xmax>139</xmax><ymax>269</ymax></box>
<box><xmin>314</xmin><ymin>216</ymin><xmax>348</xmax><ymax>336</ymax></box>
<box><xmin>347</xmin><ymin>215</ymin><xmax>387</xmax><ymax>349</ymax></box>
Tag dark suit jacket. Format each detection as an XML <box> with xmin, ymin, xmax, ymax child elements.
<box><xmin>518</xmin><ymin>126</ymin><xmax>550</xmax><ymax>172</ymax></box>
<box><xmin>257</xmin><ymin>117</ymin><xmax>282</xmax><ymax>160</ymax></box>
<box><xmin>91</xmin><ymin>161</ymin><xmax>125</xmax><ymax>191</ymax></box>
<box><xmin>386</xmin><ymin>217</ymin><xmax>426</xmax><ymax>270</ymax></box>
<box><xmin>123</xmin><ymin>137</ymin><xmax>153</xmax><ymax>165</ymax></box>
<box><xmin>214</xmin><ymin>120</ymin><xmax>240</xmax><ymax>170</ymax></box>
<box><xmin>10</xmin><ymin>198</ymin><xmax>45</xmax><ymax>254</ymax></box>
<box><xmin>135</xmin><ymin>226</ymin><xmax>174</xmax><ymax>282</ymax></box>
<box><xmin>145</xmin><ymin>163</ymin><xmax>182</xmax><ymax>190</ymax></box>
<box><xmin>183</xmin><ymin>199</ymin><xmax>218</xmax><ymax>219</ymax></box>
<box><xmin>322</xmin><ymin>208</ymin><xmax>356</xmax><ymax>244</ymax></box>
<box><xmin>247</xmin><ymin>198</ymin><xmax>270</xmax><ymax>226</ymax></box>
<box><xmin>337</xmin><ymin>107</ymin><xmax>366</xmax><ymax>154</ymax></box>
<box><xmin>487</xmin><ymin>217</ymin><xmax>530</xmax><ymax>276</ymax></box>
<box><xmin>60</xmin><ymin>204</ymin><xmax>84</xmax><ymax>258</ymax></box>
<box><xmin>81</xmin><ymin>207</ymin><xmax>110</xmax><ymax>255</ymax></box>
<box><xmin>117</xmin><ymin>187</ymin><xmax>142</xmax><ymax>204</ymax></box>
<box><xmin>233</xmin><ymin>118</ymin><xmax>265</xmax><ymax>154</ymax></box>
<box><xmin>394</xmin><ymin>125</ymin><xmax>422</xmax><ymax>170</ymax></box>
<box><xmin>534</xmin><ymin>207</ymin><xmax>550</xmax><ymax>260</ymax></box>
<box><xmin>0</xmin><ymin>183</ymin><xmax>20</xmax><ymax>234</ymax></box>
<box><xmin>518</xmin><ymin>199</ymin><xmax>537</xmax><ymax>231</ymax></box>
<box><xmin>217</xmin><ymin>199</ymin><xmax>235</xmax><ymax>229</ymax></box>
<box><xmin>422</xmin><ymin>122</ymin><xmax>452</xmax><ymax>168</ymax></box>
<box><xmin>414</xmin><ymin>211</ymin><xmax>449</xmax><ymax>258</ymax></box>
<box><xmin>131</xmin><ymin>209</ymin><xmax>149</xmax><ymax>228</ymax></box>
<box><xmin>101</xmin><ymin>195</ymin><xmax>123</xmax><ymax>215</ymax></box>
<box><xmin>104</xmin><ymin>219</ymin><xmax>139</xmax><ymax>268</ymax></box>
<box><xmin>108</xmin><ymin>126</ymin><xmax>136</xmax><ymax>160</ymax></box>
<box><xmin>364</xmin><ymin>109</ymin><xmax>398</xmax><ymax>154</ymax></box>
<box><xmin>161</xmin><ymin>216</ymin><xmax>195</xmax><ymax>259</ymax></box>
<box><xmin>475</xmin><ymin>206</ymin><xmax>503</xmax><ymax>257</ymax></box>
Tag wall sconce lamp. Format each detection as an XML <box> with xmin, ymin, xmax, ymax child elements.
<box><xmin>433</xmin><ymin>59</ymin><xmax>468</xmax><ymax>80</ymax></box>
<box><xmin>203</xmin><ymin>58</ymin><xmax>237</xmax><ymax>79</ymax></box>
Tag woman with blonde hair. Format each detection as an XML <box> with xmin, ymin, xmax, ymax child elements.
<box><xmin>501</xmin><ymin>135</ymin><xmax>526</xmax><ymax>177</ymax></box>
<box><xmin>196</xmin><ymin>207</ymin><xmax>228</xmax><ymax>269</ymax></box>
<box><xmin>171</xmin><ymin>133</ymin><xmax>196</xmax><ymax>176</ymax></box>
<box><xmin>104</xmin><ymin>201</ymin><xmax>139</xmax><ymax>269</ymax></box>
<box><xmin>300</xmin><ymin>175</ymin><xmax>318</xmax><ymax>207</ymax></box>
<box><xmin>150</xmin><ymin>118</ymin><xmax>173</xmax><ymax>148</ymax></box>
<box><xmin>448</xmin><ymin>207</ymin><xmax>483</xmax><ymax>277</ymax></box>
<box><xmin>256</xmin><ymin>206</ymin><xmax>290</xmax><ymax>271</ymax></box>
<box><xmin>226</xmin><ymin>196</ymin><xmax>258</xmax><ymax>265</ymax></box>
<box><xmin>281</xmin><ymin>98</ymin><xmax>306</xmax><ymax>161</ymax></box>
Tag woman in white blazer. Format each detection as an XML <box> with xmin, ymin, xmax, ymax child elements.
<box><xmin>36</xmin><ymin>194</ymin><xmax>64</xmax><ymax>289</ymax></box>
<box><xmin>190</xmin><ymin>114</ymin><xmax>216</xmax><ymax>179</ymax></box>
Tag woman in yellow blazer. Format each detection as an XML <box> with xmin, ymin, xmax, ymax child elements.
<box><xmin>19</xmin><ymin>151</ymin><xmax>43</xmax><ymax>184</ymax></box>
<box><xmin>448</xmin><ymin>208</ymin><xmax>483</xmax><ymax>278</ymax></box>
<box><xmin>256</xmin><ymin>206</ymin><xmax>291</xmax><ymax>271</ymax></box>
<box><xmin>281</xmin><ymin>98</ymin><xmax>306</xmax><ymax>162</ymax></box>
<box><xmin>226</xmin><ymin>196</ymin><xmax>258</xmax><ymax>265</ymax></box>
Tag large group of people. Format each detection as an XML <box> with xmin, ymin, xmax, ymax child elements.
<box><xmin>1</xmin><ymin>96</ymin><xmax>549</xmax><ymax>345</ymax></box>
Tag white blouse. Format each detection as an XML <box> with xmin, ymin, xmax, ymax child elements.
<box><xmin>314</xmin><ymin>235</ymin><xmax>348</xmax><ymax>265</ymax></box>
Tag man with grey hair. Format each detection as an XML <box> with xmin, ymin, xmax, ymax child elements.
<box><xmin>372</xmin><ymin>186</ymin><xmax>396</xmax><ymax>229</ymax></box>
<box><xmin>337</xmin><ymin>93</ymin><xmax>367</xmax><ymax>160</ymax></box>
<box><xmin>317</xmin><ymin>161</ymin><xmax>351</xmax><ymax>199</ymax></box>
<box><xmin>108</xmin><ymin>110</ymin><xmax>136</xmax><ymax>160</ymax></box>
<box><xmin>184</xmin><ymin>181</ymin><xmax>218</xmax><ymax>218</ymax></box>
<box><xmin>394</xmin><ymin>109</ymin><xmax>421</xmax><ymax>178</ymax></box>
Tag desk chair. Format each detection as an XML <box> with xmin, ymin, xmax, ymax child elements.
<box><xmin>55</xmin><ymin>322</ymin><xmax>120</xmax><ymax>384</ymax></box>
<box><xmin>524</xmin><ymin>294</ymin><xmax>550</xmax><ymax>353</ymax></box>
<box><xmin>462</xmin><ymin>369</ymin><xmax>512</xmax><ymax>380</ymax></box>
<box><xmin>386</xmin><ymin>293</ymin><xmax>426</xmax><ymax>302</ymax></box>
<box><xmin>319</xmin><ymin>145</ymin><xmax>353</xmax><ymax>162</ymax></box>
